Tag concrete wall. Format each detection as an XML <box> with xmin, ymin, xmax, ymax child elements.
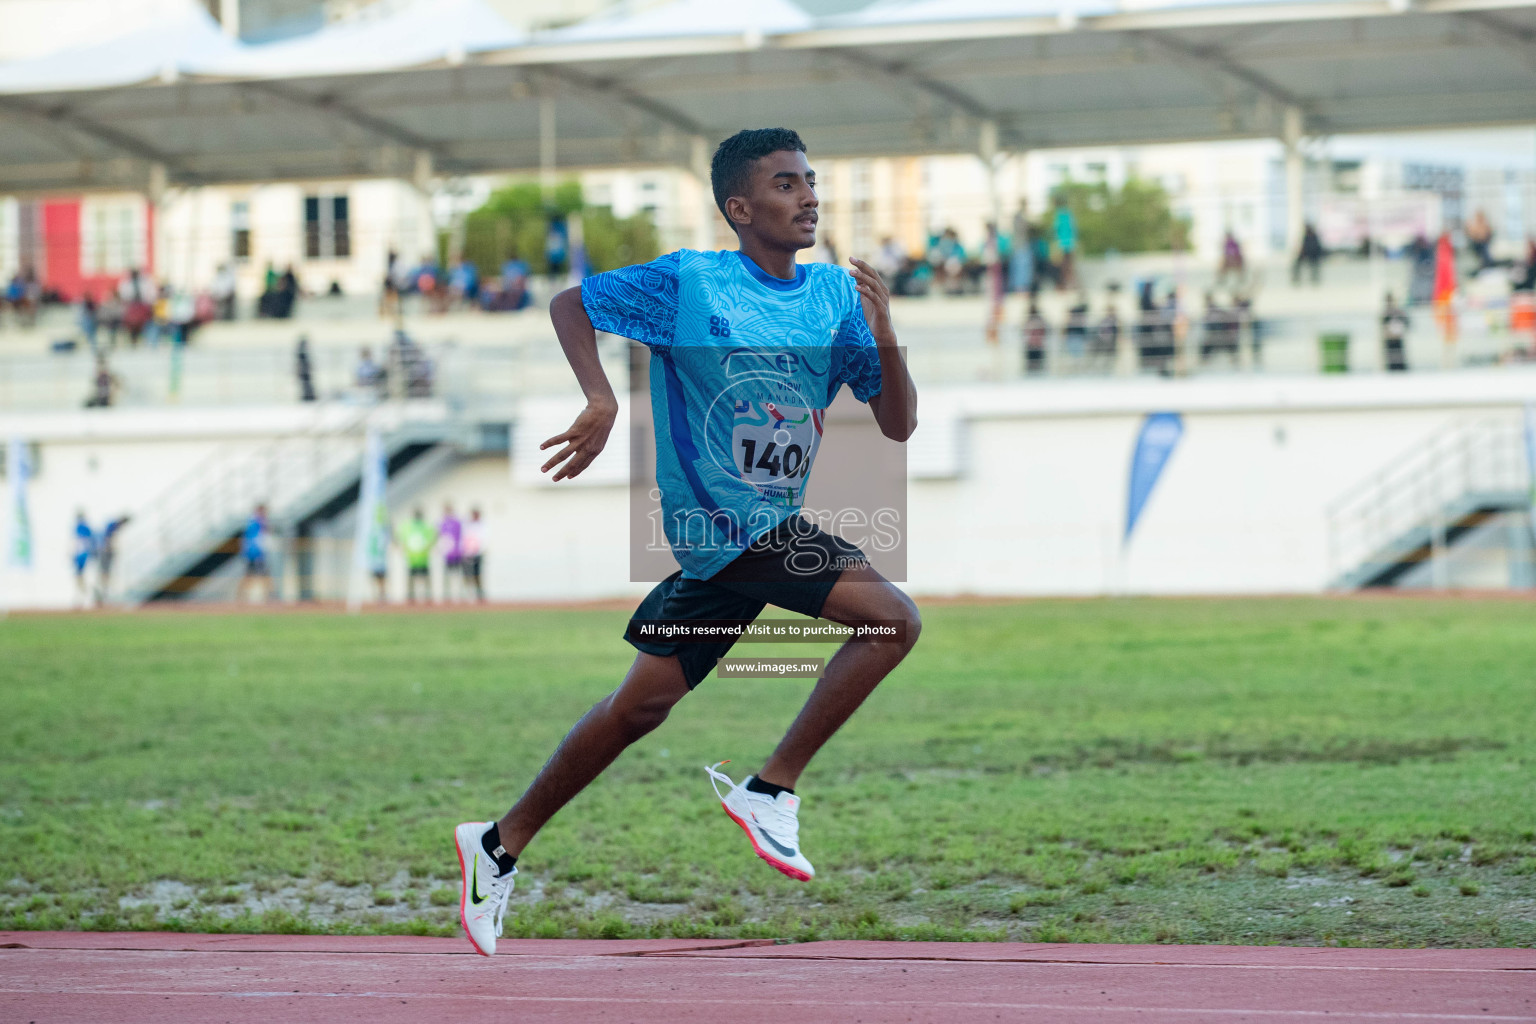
<box><xmin>3</xmin><ymin>370</ymin><xmax>1534</xmax><ymax>609</ymax></box>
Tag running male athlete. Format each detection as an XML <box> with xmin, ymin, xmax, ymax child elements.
<box><xmin>455</xmin><ymin>128</ymin><xmax>921</xmax><ymax>956</ymax></box>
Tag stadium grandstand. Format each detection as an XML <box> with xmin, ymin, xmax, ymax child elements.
<box><xmin>1</xmin><ymin>0</ymin><xmax>1534</xmax><ymax>611</ymax></box>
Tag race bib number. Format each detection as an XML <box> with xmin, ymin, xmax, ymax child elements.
<box><xmin>731</xmin><ymin>400</ymin><xmax>824</xmax><ymax>505</ymax></box>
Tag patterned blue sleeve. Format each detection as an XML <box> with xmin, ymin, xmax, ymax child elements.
<box><xmin>580</xmin><ymin>251</ymin><xmax>680</xmax><ymax>349</ymax></box>
<box><xmin>833</xmin><ymin>304</ymin><xmax>884</xmax><ymax>404</ymax></box>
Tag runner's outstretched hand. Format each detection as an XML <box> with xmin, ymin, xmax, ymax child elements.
<box><xmin>541</xmin><ymin>398</ymin><xmax>617</xmax><ymax>481</ymax></box>
<box><xmin>849</xmin><ymin>257</ymin><xmax>895</xmax><ymax>342</ymax></box>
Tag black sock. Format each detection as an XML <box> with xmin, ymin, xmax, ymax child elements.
<box><xmin>481</xmin><ymin>822</ymin><xmax>517</xmax><ymax>876</ymax></box>
<box><xmin>746</xmin><ymin>776</ymin><xmax>794</xmax><ymax>799</ymax></box>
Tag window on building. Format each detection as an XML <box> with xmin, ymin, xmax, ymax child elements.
<box><xmin>231</xmin><ymin>201</ymin><xmax>251</xmax><ymax>260</ymax></box>
<box><xmin>80</xmin><ymin>199</ymin><xmax>143</xmax><ymax>275</ymax></box>
<box><xmin>304</xmin><ymin>193</ymin><xmax>350</xmax><ymax>260</ymax></box>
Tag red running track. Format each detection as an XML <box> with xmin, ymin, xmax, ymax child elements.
<box><xmin>2</xmin><ymin>932</ymin><xmax>1533</xmax><ymax>1023</ymax></box>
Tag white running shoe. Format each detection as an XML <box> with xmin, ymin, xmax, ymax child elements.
<box><xmin>454</xmin><ymin>821</ymin><xmax>516</xmax><ymax>956</ymax></box>
<box><xmin>705</xmin><ymin>761</ymin><xmax>815</xmax><ymax>881</ymax></box>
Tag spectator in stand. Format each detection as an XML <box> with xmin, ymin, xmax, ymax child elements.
<box><xmin>397</xmin><ymin>507</ymin><xmax>437</xmax><ymax>604</ymax></box>
<box><xmin>1381</xmin><ymin>292</ymin><xmax>1410</xmax><ymax>372</ymax></box>
<box><xmin>381</xmin><ymin>248</ymin><xmax>401</xmax><ymax>319</ymax></box>
<box><xmin>1407</xmin><ymin>233</ymin><xmax>1435</xmax><ymax>305</ymax></box>
<box><xmin>119</xmin><ymin>268</ymin><xmax>152</xmax><ymax>345</ymax></box>
<box><xmin>462</xmin><ymin>506</ymin><xmax>486</xmax><ymax>602</ymax></box>
<box><xmin>259</xmin><ymin>265</ymin><xmax>298</xmax><ymax>318</ymax></box>
<box><xmin>1009</xmin><ymin>202</ymin><xmax>1034</xmax><ymax>299</ymax></box>
<box><xmin>1216</xmin><ymin>230</ymin><xmax>1245</xmax><ymax>287</ymax></box>
<box><xmin>927</xmin><ymin>228</ymin><xmax>966</xmax><ymax>296</ymax></box>
<box><xmin>1136</xmin><ymin>281</ymin><xmax>1172</xmax><ymax>373</ymax></box>
<box><xmin>1199</xmin><ymin>292</ymin><xmax>1239</xmax><ymax>362</ymax></box>
<box><xmin>238</xmin><ymin>504</ymin><xmax>272</xmax><ymax>604</ymax></box>
<box><xmin>1053</xmin><ymin>196</ymin><xmax>1078</xmax><ymax>291</ymax></box>
<box><xmin>438</xmin><ymin>502</ymin><xmax>464</xmax><ymax>601</ymax></box>
<box><xmin>6</xmin><ymin>266</ymin><xmax>40</xmax><ymax>327</ymax></box>
<box><xmin>295</xmin><ymin>336</ymin><xmax>317</xmax><ymax>402</ymax></box>
<box><xmin>279</xmin><ymin>265</ymin><xmax>299</xmax><ymax>317</ymax></box>
<box><xmin>484</xmin><ymin>254</ymin><xmax>532</xmax><ymax>312</ymax></box>
<box><xmin>1234</xmin><ymin>291</ymin><xmax>1260</xmax><ymax>368</ymax></box>
<box><xmin>982</xmin><ymin>222</ymin><xmax>1006</xmax><ymax>344</ymax></box>
<box><xmin>1031</xmin><ymin>227</ymin><xmax>1055</xmax><ymax>294</ymax></box>
<box><xmin>1433</xmin><ymin>231</ymin><xmax>1458</xmax><ymax>348</ymax></box>
<box><xmin>874</xmin><ymin>236</ymin><xmax>905</xmax><ymax>282</ymax></box>
<box><xmin>98</xmin><ymin>292</ymin><xmax>124</xmax><ymax>349</ymax></box>
<box><xmin>355</xmin><ymin>346</ymin><xmax>386</xmax><ymax>399</ymax></box>
<box><xmin>1514</xmin><ymin>238</ymin><xmax>1536</xmax><ymax>293</ymax></box>
<box><xmin>84</xmin><ymin>357</ymin><xmax>120</xmax><ymax>407</ymax></box>
<box><xmin>1091</xmin><ymin>294</ymin><xmax>1121</xmax><ymax>370</ymax></box>
<box><xmin>1292</xmin><ymin>223</ymin><xmax>1324</xmax><ymax>285</ymax></box>
<box><xmin>169</xmin><ymin>288</ymin><xmax>199</xmax><ymax>347</ymax></box>
<box><xmin>449</xmin><ymin>259</ymin><xmax>480</xmax><ymax>309</ymax></box>
<box><xmin>1023</xmin><ymin>301</ymin><xmax>1049</xmax><ymax>375</ymax></box>
<box><xmin>96</xmin><ymin>514</ymin><xmax>129</xmax><ymax>604</ymax></box>
<box><xmin>72</xmin><ymin>511</ymin><xmax>94</xmax><ymax>607</ymax></box>
<box><xmin>211</xmin><ymin>262</ymin><xmax>237</xmax><ymax>320</ymax></box>
<box><xmin>77</xmin><ymin>294</ymin><xmax>99</xmax><ymax>352</ymax></box>
<box><xmin>1465</xmin><ymin>210</ymin><xmax>1494</xmax><ymax>274</ymax></box>
<box><xmin>1064</xmin><ymin>293</ymin><xmax>1090</xmax><ymax>360</ymax></box>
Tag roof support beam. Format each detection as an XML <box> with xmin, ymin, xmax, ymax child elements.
<box><xmin>821</xmin><ymin>46</ymin><xmax>995</xmax><ymax>124</ymax></box>
<box><xmin>1139</xmin><ymin>29</ymin><xmax>1322</xmax><ymax>132</ymax></box>
<box><xmin>0</xmin><ymin>96</ymin><xmax>192</xmax><ymax>181</ymax></box>
<box><xmin>538</xmin><ymin>65</ymin><xmax>705</xmax><ymax>137</ymax></box>
<box><xmin>236</xmin><ymin>81</ymin><xmax>462</xmax><ymax>173</ymax></box>
<box><xmin>1454</xmin><ymin>10</ymin><xmax>1536</xmax><ymax>74</ymax></box>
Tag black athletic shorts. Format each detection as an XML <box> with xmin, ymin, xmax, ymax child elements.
<box><xmin>625</xmin><ymin>517</ymin><xmax>868</xmax><ymax>688</ymax></box>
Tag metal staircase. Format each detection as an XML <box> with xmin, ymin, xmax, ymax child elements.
<box><xmin>1326</xmin><ymin>416</ymin><xmax>1531</xmax><ymax>589</ymax></box>
<box><xmin>114</xmin><ymin>407</ymin><xmax>457</xmax><ymax>603</ymax></box>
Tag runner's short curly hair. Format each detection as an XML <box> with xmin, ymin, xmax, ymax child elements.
<box><xmin>710</xmin><ymin>128</ymin><xmax>807</xmax><ymax>230</ymax></box>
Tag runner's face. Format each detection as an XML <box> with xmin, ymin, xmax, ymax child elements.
<box><xmin>744</xmin><ymin>150</ymin><xmax>818</xmax><ymax>250</ymax></box>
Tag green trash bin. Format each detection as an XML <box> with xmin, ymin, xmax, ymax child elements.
<box><xmin>1319</xmin><ymin>332</ymin><xmax>1349</xmax><ymax>373</ymax></box>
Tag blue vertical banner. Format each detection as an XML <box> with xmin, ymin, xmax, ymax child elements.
<box><xmin>7</xmin><ymin>437</ymin><xmax>32</xmax><ymax>569</ymax></box>
<box><xmin>1125</xmin><ymin>412</ymin><xmax>1184</xmax><ymax>544</ymax></box>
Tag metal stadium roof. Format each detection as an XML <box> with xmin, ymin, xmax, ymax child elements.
<box><xmin>0</xmin><ymin>0</ymin><xmax>1533</xmax><ymax>193</ymax></box>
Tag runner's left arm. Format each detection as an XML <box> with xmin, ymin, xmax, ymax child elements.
<box><xmin>849</xmin><ymin>257</ymin><xmax>917</xmax><ymax>442</ymax></box>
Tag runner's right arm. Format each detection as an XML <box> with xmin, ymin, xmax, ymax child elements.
<box><xmin>542</xmin><ymin>286</ymin><xmax>619</xmax><ymax>482</ymax></box>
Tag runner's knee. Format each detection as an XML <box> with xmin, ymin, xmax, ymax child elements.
<box><xmin>609</xmin><ymin>693</ymin><xmax>674</xmax><ymax>741</ymax></box>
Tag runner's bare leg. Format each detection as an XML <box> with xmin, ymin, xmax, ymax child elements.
<box><xmin>495</xmin><ymin>653</ymin><xmax>690</xmax><ymax>857</ymax></box>
<box><xmin>757</xmin><ymin>563</ymin><xmax>920</xmax><ymax>789</ymax></box>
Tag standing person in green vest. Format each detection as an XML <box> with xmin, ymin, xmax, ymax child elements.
<box><xmin>397</xmin><ymin>506</ymin><xmax>437</xmax><ymax>604</ymax></box>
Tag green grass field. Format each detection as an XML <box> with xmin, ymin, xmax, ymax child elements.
<box><xmin>2</xmin><ymin>598</ymin><xmax>1533</xmax><ymax>946</ymax></box>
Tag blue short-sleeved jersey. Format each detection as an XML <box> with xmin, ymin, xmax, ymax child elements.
<box><xmin>582</xmin><ymin>249</ymin><xmax>883</xmax><ymax>580</ymax></box>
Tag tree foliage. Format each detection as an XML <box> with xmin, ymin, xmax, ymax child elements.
<box><xmin>460</xmin><ymin>180</ymin><xmax>659</xmax><ymax>276</ymax></box>
<box><xmin>1045</xmin><ymin>177</ymin><xmax>1191</xmax><ymax>256</ymax></box>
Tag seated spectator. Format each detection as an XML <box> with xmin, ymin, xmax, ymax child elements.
<box><xmin>480</xmin><ymin>256</ymin><xmax>532</xmax><ymax>312</ymax></box>
<box><xmin>211</xmin><ymin>262</ymin><xmax>237</xmax><ymax>320</ymax></box>
<box><xmin>259</xmin><ymin>265</ymin><xmax>298</xmax><ymax>319</ymax></box>
<box><xmin>1513</xmin><ymin>238</ymin><xmax>1536</xmax><ymax>293</ymax></box>
<box><xmin>1199</xmin><ymin>292</ymin><xmax>1240</xmax><ymax>361</ymax></box>
<box><xmin>1023</xmin><ymin>301</ymin><xmax>1049</xmax><ymax>375</ymax></box>
<box><xmin>1090</xmin><ymin>301</ymin><xmax>1120</xmax><ymax>369</ymax></box>
<box><xmin>1064</xmin><ymin>293</ymin><xmax>1090</xmax><ymax>360</ymax></box>
<box><xmin>1381</xmin><ymin>292</ymin><xmax>1410</xmax><ymax>372</ymax></box>
<box><xmin>355</xmin><ymin>346</ymin><xmax>386</xmax><ymax>398</ymax></box>
<box><xmin>84</xmin><ymin>357</ymin><xmax>120</xmax><ymax>407</ymax></box>
<box><xmin>449</xmin><ymin>259</ymin><xmax>480</xmax><ymax>308</ymax></box>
